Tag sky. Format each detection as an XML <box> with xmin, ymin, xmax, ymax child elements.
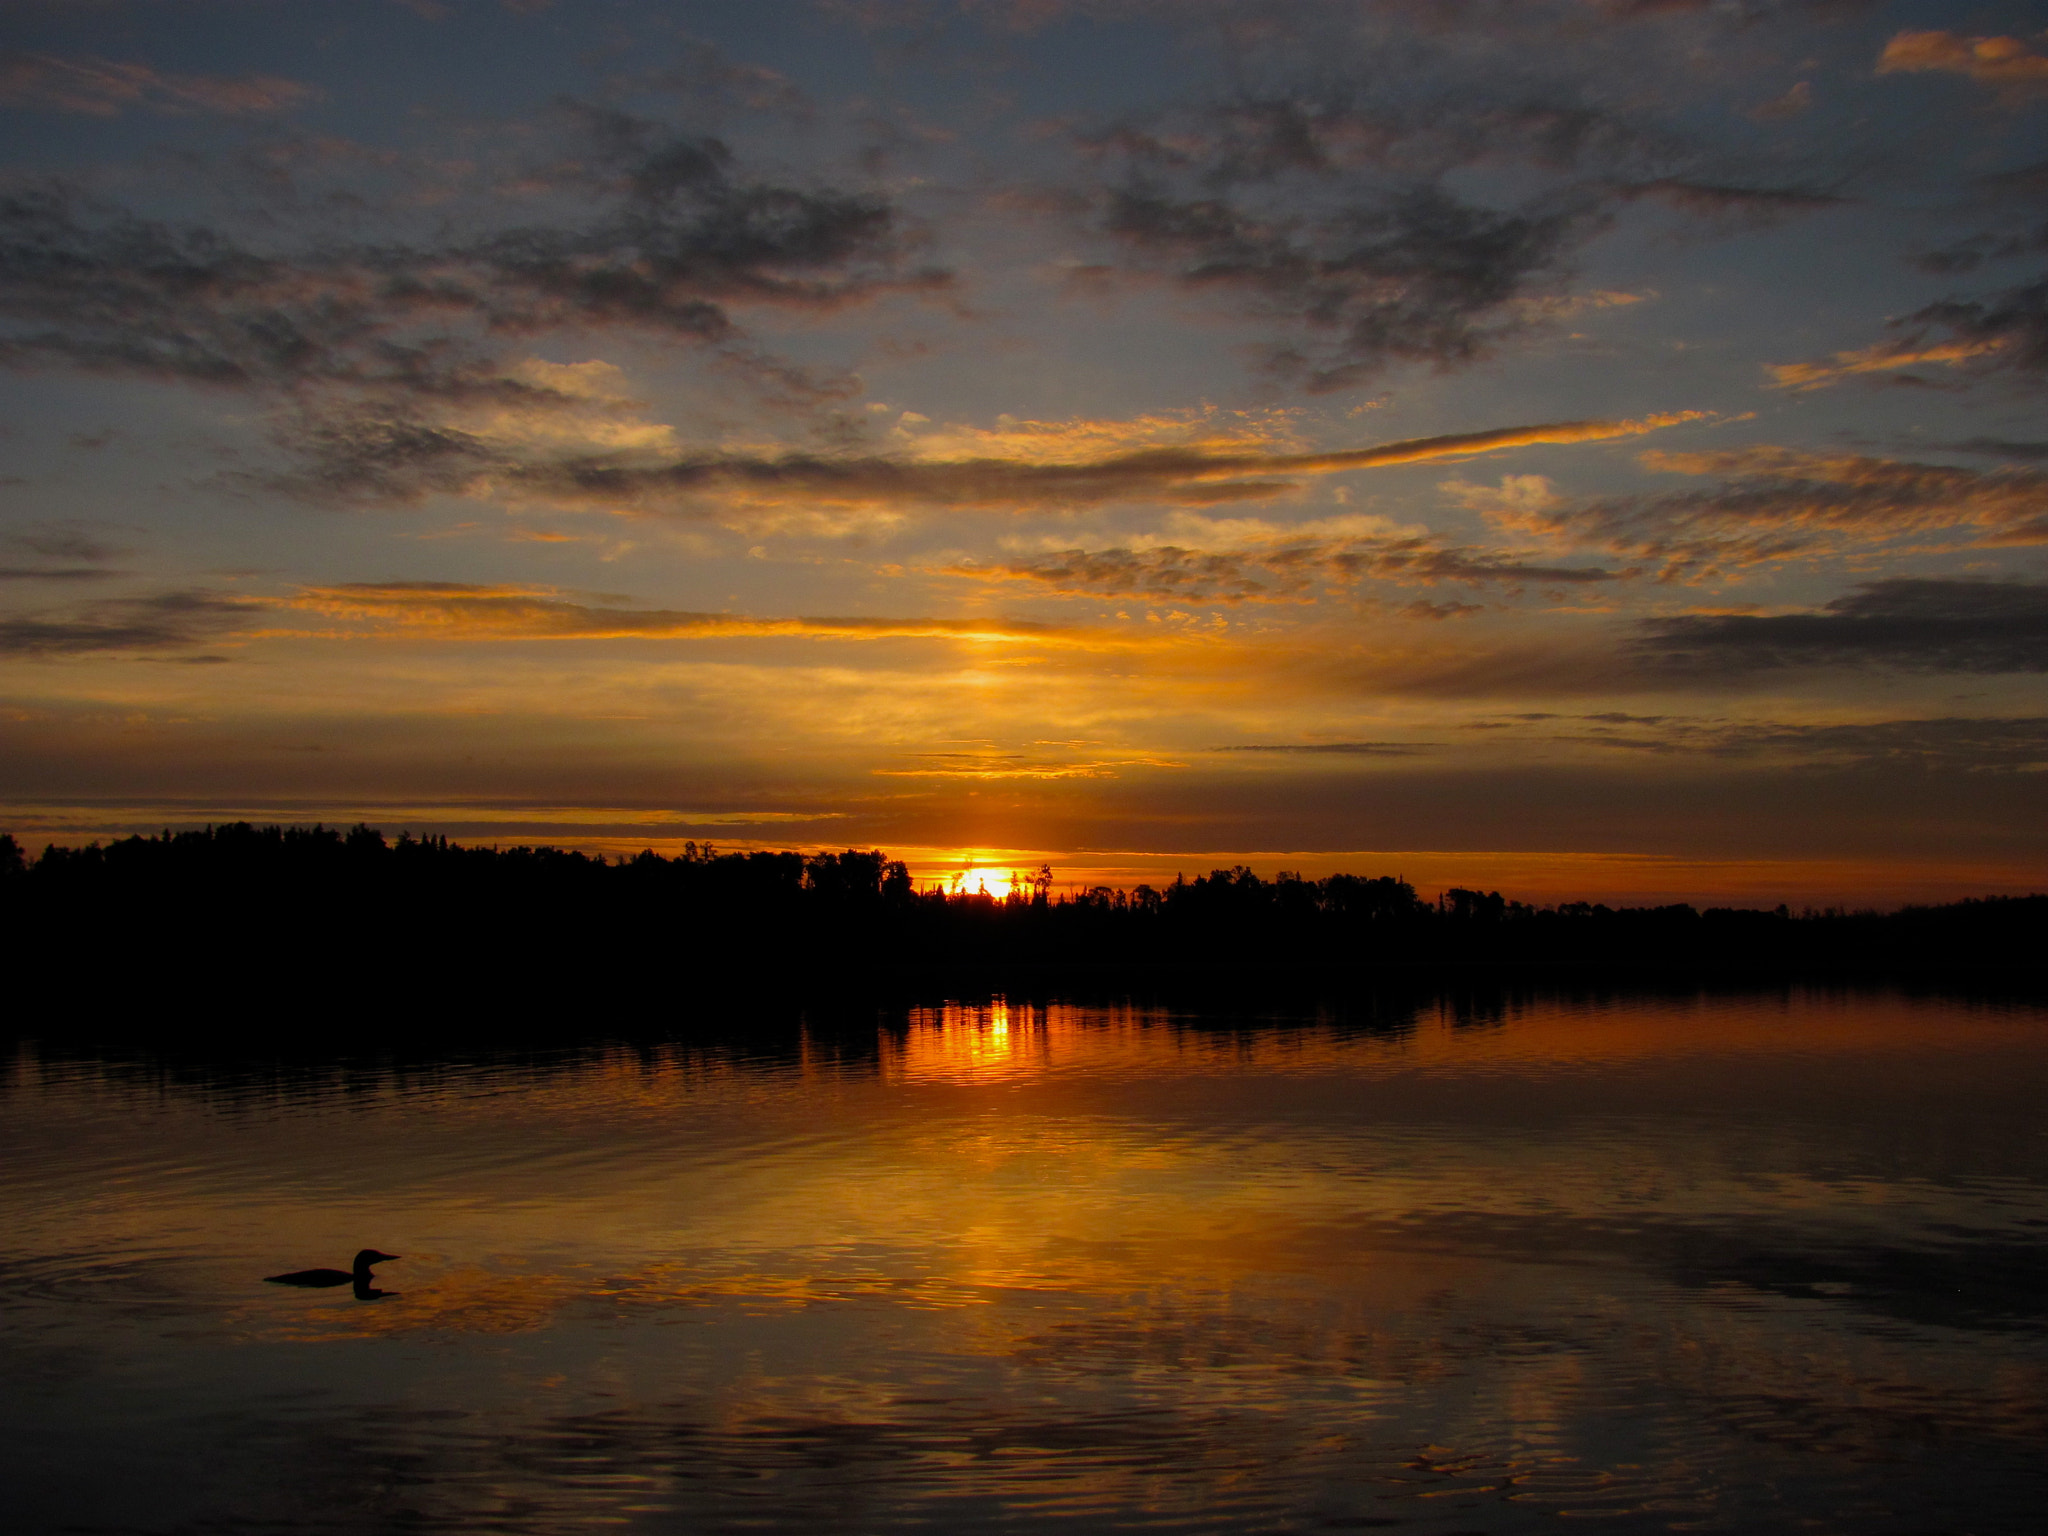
<box><xmin>1</xmin><ymin>0</ymin><xmax>2045</xmax><ymax>906</ymax></box>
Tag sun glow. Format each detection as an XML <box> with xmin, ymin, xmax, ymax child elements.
<box><xmin>948</xmin><ymin>864</ymin><xmax>1017</xmax><ymax>900</ymax></box>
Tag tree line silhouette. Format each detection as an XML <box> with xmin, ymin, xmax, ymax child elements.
<box><xmin>2</xmin><ymin>823</ymin><xmax>2042</xmax><ymax>987</ymax></box>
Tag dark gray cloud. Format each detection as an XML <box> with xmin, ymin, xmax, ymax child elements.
<box><xmin>1902</xmin><ymin>276</ymin><xmax>2048</xmax><ymax>380</ymax></box>
<box><xmin>1101</xmin><ymin>181</ymin><xmax>1601</xmax><ymax>391</ymax></box>
<box><xmin>1889</xmin><ymin>153</ymin><xmax>2048</xmax><ymax>364</ymax></box>
<box><xmin>1401</xmin><ymin>598</ymin><xmax>1486</xmax><ymax>620</ymax></box>
<box><xmin>0</xmin><ymin>589</ymin><xmax>259</xmax><ymax>657</ymax></box>
<box><xmin>1911</xmin><ymin>225</ymin><xmax>2048</xmax><ymax>277</ymax></box>
<box><xmin>0</xmin><ymin>113</ymin><xmax>944</xmax><ymax>402</ymax></box>
<box><xmin>1621</xmin><ymin>178</ymin><xmax>1852</xmax><ymax>225</ymax></box>
<box><xmin>273</xmin><ymin>414</ymin><xmax>501</xmax><ymax>503</ymax></box>
<box><xmin>0</xmin><ymin>527</ymin><xmax>129</xmax><ymax>580</ymax></box>
<box><xmin>1064</xmin><ymin>56</ymin><xmax>1655</xmax><ymax>391</ymax></box>
<box><xmin>1636</xmin><ymin>579</ymin><xmax>2048</xmax><ymax>673</ymax></box>
<box><xmin>1064</xmin><ymin>20</ymin><xmax>1856</xmax><ymax>393</ymax></box>
<box><xmin>1941</xmin><ymin>437</ymin><xmax>2048</xmax><ymax>461</ymax></box>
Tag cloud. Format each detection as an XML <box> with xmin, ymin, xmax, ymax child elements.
<box><xmin>1773</xmin><ymin>135</ymin><xmax>2048</xmax><ymax>390</ymax></box>
<box><xmin>1057</xmin><ymin>21</ymin><xmax>1860</xmax><ymax>392</ymax></box>
<box><xmin>950</xmin><ymin>526</ymin><xmax>1624</xmax><ymax>603</ymax></box>
<box><xmin>0</xmin><ymin>527</ymin><xmax>129</xmax><ymax>581</ymax></box>
<box><xmin>1636</xmin><ymin>579</ymin><xmax>2048</xmax><ymax>673</ymax></box>
<box><xmin>1213</xmin><ymin>740</ymin><xmax>1430</xmax><ymax>754</ymax></box>
<box><xmin>1767</xmin><ymin>337</ymin><xmax>2006</xmax><ymax>390</ymax></box>
<box><xmin>872</xmin><ymin>747</ymin><xmax>1185</xmax><ymax>780</ymax></box>
<box><xmin>1877</xmin><ymin>30</ymin><xmax>2048</xmax><ymax>94</ymax></box>
<box><xmin>1704</xmin><ymin>715</ymin><xmax>2048</xmax><ymax>769</ymax></box>
<box><xmin>288</xmin><ymin>408</ymin><xmax>1700</xmax><ymax>513</ymax></box>
<box><xmin>1892</xmin><ymin>277</ymin><xmax>2048</xmax><ymax>382</ymax></box>
<box><xmin>1911</xmin><ymin>224</ymin><xmax>2048</xmax><ymax>278</ymax></box>
<box><xmin>285</xmin><ymin>582</ymin><xmax>1085</xmax><ymax>644</ymax></box>
<box><xmin>1770</xmin><ymin>296</ymin><xmax>2048</xmax><ymax>389</ymax></box>
<box><xmin>1474</xmin><ymin>447</ymin><xmax>2048</xmax><ymax>581</ymax></box>
<box><xmin>1550</xmin><ymin>712</ymin><xmax>2048</xmax><ymax>770</ymax></box>
<box><xmin>0</xmin><ymin>565</ymin><xmax>121</xmax><ymax>582</ymax></box>
<box><xmin>1943</xmin><ymin>438</ymin><xmax>2048</xmax><ymax>461</ymax></box>
<box><xmin>1100</xmin><ymin>181</ymin><xmax>1604</xmax><ymax>391</ymax></box>
<box><xmin>882</xmin><ymin>406</ymin><xmax>1307</xmax><ymax>463</ymax></box>
<box><xmin>273</xmin><ymin>416</ymin><xmax>511</xmax><ymax>503</ymax></box>
<box><xmin>1584</xmin><ymin>0</ymin><xmax>1870</xmax><ymax>16</ymax></box>
<box><xmin>0</xmin><ymin>589</ymin><xmax>260</xmax><ymax>657</ymax></box>
<box><xmin>1079</xmin><ymin>87</ymin><xmax>1662</xmax><ymax>187</ymax></box>
<box><xmin>1401</xmin><ymin>597</ymin><xmax>1486</xmax><ymax>620</ymax></box>
<box><xmin>1621</xmin><ymin>178</ymin><xmax>1850</xmax><ymax>225</ymax></box>
<box><xmin>0</xmin><ymin>51</ymin><xmax>321</xmax><ymax>116</ymax></box>
<box><xmin>0</xmin><ymin>116</ymin><xmax>944</xmax><ymax>401</ymax></box>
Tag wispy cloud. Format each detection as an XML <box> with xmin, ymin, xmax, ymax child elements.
<box><xmin>1470</xmin><ymin>447</ymin><xmax>2048</xmax><ymax>581</ymax></box>
<box><xmin>285</xmin><ymin>410</ymin><xmax>1701</xmax><ymax>514</ymax></box>
<box><xmin>1540</xmin><ymin>711</ymin><xmax>2048</xmax><ymax>770</ymax></box>
<box><xmin>0</xmin><ymin>51</ymin><xmax>321</xmax><ymax>116</ymax></box>
<box><xmin>1054</xmin><ymin>12</ymin><xmax>1859</xmax><ymax>392</ymax></box>
<box><xmin>0</xmin><ymin>589</ymin><xmax>259</xmax><ymax>657</ymax></box>
<box><xmin>948</xmin><ymin>520</ymin><xmax>1624</xmax><ymax>603</ymax></box>
<box><xmin>0</xmin><ymin>528</ymin><xmax>130</xmax><ymax>582</ymax></box>
<box><xmin>872</xmin><ymin>747</ymin><xmax>1185</xmax><ymax>780</ymax></box>
<box><xmin>1097</xmin><ymin>180</ymin><xmax>1605</xmax><ymax>392</ymax></box>
<box><xmin>286</xmin><ymin>582</ymin><xmax>1090</xmax><ymax>644</ymax></box>
<box><xmin>1768</xmin><ymin>336</ymin><xmax>2008</xmax><ymax>390</ymax></box>
<box><xmin>0</xmin><ymin>112</ymin><xmax>945</xmax><ymax>402</ymax></box>
<box><xmin>1620</xmin><ymin>177</ymin><xmax>1851</xmax><ymax>226</ymax></box>
<box><xmin>1214</xmin><ymin>740</ymin><xmax>1431</xmax><ymax>755</ymax></box>
<box><xmin>1891</xmin><ymin>278</ymin><xmax>2048</xmax><ymax>384</ymax></box>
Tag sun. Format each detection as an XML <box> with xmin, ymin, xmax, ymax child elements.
<box><xmin>957</xmin><ymin>865</ymin><xmax>1016</xmax><ymax>900</ymax></box>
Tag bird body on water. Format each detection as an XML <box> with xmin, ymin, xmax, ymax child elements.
<box><xmin>264</xmin><ymin>1250</ymin><xmax>400</xmax><ymax>1287</ymax></box>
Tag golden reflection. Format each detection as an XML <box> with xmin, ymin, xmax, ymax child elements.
<box><xmin>886</xmin><ymin>997</ymin><xmax>1043</xmax><ymax>1082</ymax></box>
<box><xmin>235</xmin><ymin>1264</ymin><xmax>585</xmax><ymax>1341</ymax></box>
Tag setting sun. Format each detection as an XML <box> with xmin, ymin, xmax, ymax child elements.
<box><xmin>952</xmin><ymin>866</ymin><xmax>1016</xmax><ymax>901</ymax></box>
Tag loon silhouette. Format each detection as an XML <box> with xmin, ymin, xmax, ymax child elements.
<box><xmin>264</xmin><ymin>1250</ymin><xmax>400</xmax><ymax>1289</ymax></box>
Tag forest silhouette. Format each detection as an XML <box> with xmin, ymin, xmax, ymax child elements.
<box><xmin>2</xmin><ymin>824</ymin><xmax>2041</xmax><ymax>1000</ymax></box>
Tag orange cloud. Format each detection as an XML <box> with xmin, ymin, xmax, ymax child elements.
<box><xmin>1877</xmin><ymin>29</ymin><xmax>2048</xmax><ymax>92</ymax></box>
<box><xmin>285</xmin><ymin>582</ymin><xmax>1118</xmax><ymax>647</ymax></box>
<box><xmin>1768</xmin><ymin>338</ymin><xmax>2005</xmax><ymax>391</ymax></box>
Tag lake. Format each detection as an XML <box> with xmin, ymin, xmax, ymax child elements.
<box><xmin>5</xmin><ymin>985</ymin><xmax>2046</xmax><ymax>1534</ymax></box>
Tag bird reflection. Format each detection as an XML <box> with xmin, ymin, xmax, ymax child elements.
<box><xmin>264</xmin><ymin>1249</ymin><xmax>400</xmax><ymax>1300</ymax></box>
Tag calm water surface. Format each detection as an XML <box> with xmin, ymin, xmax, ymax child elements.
<box><xmin>4</xmin><ymin>988</ymin><xmax>2046</xmax><ymax>1535</ymax></box>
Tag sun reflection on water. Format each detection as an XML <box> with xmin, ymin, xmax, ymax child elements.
<box><xmin>886</xmin><ymin>996</ymin><xmax>1047</xmax><ymax>1083</ymax></box>
<box><xmin>8</xmin><ymin>992</ymin><xmax>2048</xmax><ymax>1536</ymax></box>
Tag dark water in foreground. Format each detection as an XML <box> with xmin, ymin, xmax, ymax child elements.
<box><xmin>4</xmin><ymin>989</ymin><xmax>2047</xmax><ymax>1535</ymax></box>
